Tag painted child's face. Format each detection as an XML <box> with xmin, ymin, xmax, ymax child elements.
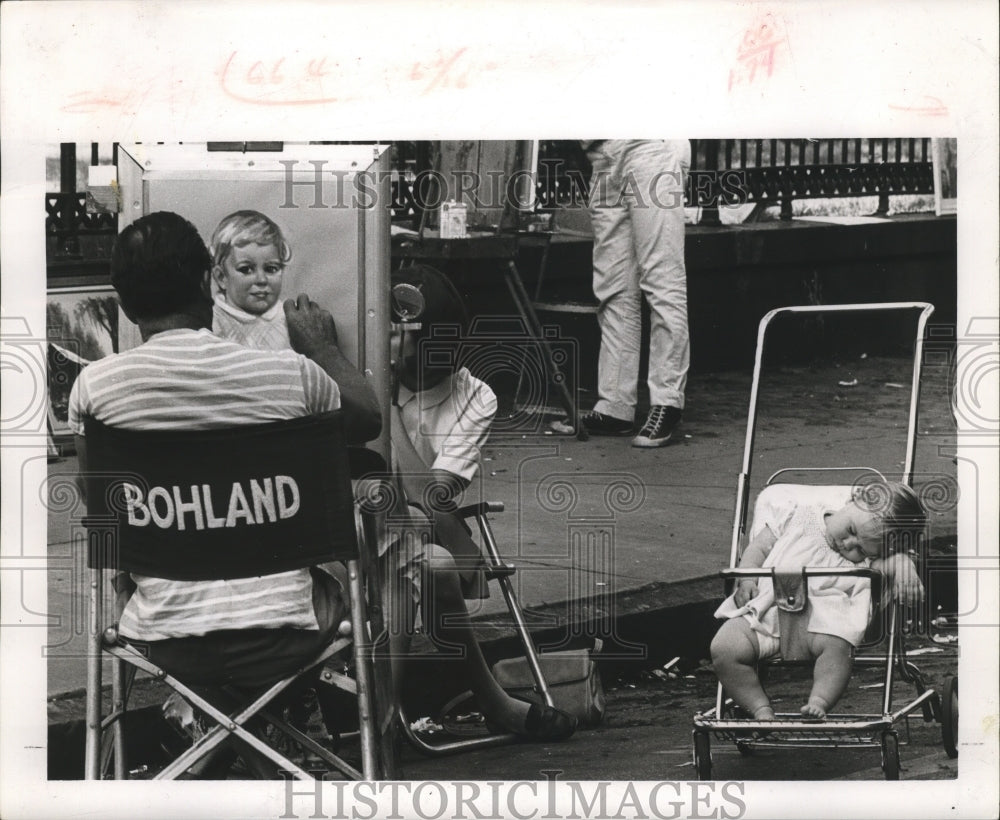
<box><xmin>213</xmin><ymin>242</ymin><xmax>284</xmax><ymax>315</ymax></box>
<box><xmin>824</xmin><ymin>502</ymin><xmax>884</xmax><ymax>563</ymax></box>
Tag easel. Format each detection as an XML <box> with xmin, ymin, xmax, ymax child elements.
<box><xmin>392</xmin><ymin>140</ymin><xmax>585</xmax><ymax>438</ymax></box>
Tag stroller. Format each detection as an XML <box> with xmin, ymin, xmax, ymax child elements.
<box><xmin>692</xmin><ymin>302</ymin><xmax>958</xmax><ymax>780</ymax></box>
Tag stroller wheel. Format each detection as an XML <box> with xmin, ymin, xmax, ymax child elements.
<box><xmin>693</xmin><ymin>731</ymin><xmax>712</xmax><ymax>780</ymax></box>
<box><xmin>881</xmin><ymin>731</ymin><xmax>900</xmax><ymax>780</ymax></box>
<box><xmin>941</xmin><ymin>675</ymin><xmax>958</xmax><ymax>759</ymax></box>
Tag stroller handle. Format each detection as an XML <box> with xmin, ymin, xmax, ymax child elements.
<box><xmin>730</xmin><ymin>302</ymin><xmax>935</xmax><ymax>568</ymax></box>
<box><xmin>721</xmin><ymin>567</ymin><xmax>881</xmax><ymax>581</ymax></box>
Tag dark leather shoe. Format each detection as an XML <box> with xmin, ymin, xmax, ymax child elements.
<box><xmin>549</xmin><ymin>410</ymin><xmax>634</xmax><ymax>437</ymax></box>
<box><xmin>580</xmin><ymin>410</ymin><xmax>635</xmax><ymax>436</ymax></box>
<box><xmin>522</xmin><ymin>703</ymin><xmax>577</xmax><ymax>742</ymax></box>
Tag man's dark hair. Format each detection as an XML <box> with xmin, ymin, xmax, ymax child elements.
<box><xmin>111</xmin><ymin>211</ymin><xmax>212</xmax><ymax>321</ymax></box>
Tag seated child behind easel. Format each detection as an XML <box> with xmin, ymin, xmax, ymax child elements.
<box><xmin>381</xmin><ymin>264</ymin><xmax>575</xmax><ymax>740</ymax></box>
<box><xmin>210</xmin><ymin>210</ymin><xmax>292</xmax><ymax>349</ymax></box>
<box><xmin>711</xmin><ymin>481</ymin><xmax>926</xmax><ymax>719</ymax></box>
<box><xmin>390</xmin><ymin>264</ymin><xmax>496</xmax><ymax>598</ymax></box>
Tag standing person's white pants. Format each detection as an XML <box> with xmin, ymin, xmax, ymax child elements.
<box><xmin>587</xmin><ymin>139</ymin><xmax>691</xmax><ymax>422</ymax></box>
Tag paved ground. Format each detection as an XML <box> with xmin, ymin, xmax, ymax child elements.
<box><xmin>399</xmin><ymin>639</ymin><xmax>959</xmax><ymax>783</ymax></box>
<box><xmin>44</xmin><ymin>354</ymin><xmax>961</xmax><ymax>783</ymax></box>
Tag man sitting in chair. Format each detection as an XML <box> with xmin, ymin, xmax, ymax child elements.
<box><xmin>69</xmin><ymin>211</ymin><xmax>381</xmax><ymax>697</ymax></box>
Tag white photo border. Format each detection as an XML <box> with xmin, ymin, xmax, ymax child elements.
<box><xmin>2</xmin><ymin>2</ymin><xmax>998</xmax><ymax>819</ymax></box>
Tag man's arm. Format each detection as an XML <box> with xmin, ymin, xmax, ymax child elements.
<box><xmin>284</xmin><ymin>294</ymin><xmax>382</xmax><ymax>443</ymax></box>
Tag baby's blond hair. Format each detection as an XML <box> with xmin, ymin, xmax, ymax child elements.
<box><xmin>854</xmin><ymin>480</ymin><xmax>927</xmax><ymax>553</ymax></box>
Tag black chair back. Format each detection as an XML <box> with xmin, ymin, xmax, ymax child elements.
<box><xmin>82</xmin><ymin>411</ymin><xmax>357</xmax><ymax>580</ymax></box>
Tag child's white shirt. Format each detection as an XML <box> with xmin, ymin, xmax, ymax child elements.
<box><xmin>213</xmin><ymin>295</ymin><xmax>291</xmax><ymax>351</ymax></box>
<box><xmin>393</xmin><ymin>367</ymin><xmax>497</xmax><ymax>483</ymax></box>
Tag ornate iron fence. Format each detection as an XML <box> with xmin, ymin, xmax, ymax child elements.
<box><xmin>528</xmin><ymin>138</ymin><xmax>934</xmax><ymax>223</ymax></box>
<box><xmin>46</xmin><ymin>192</ymin><xmax>117</xmax><ymax>283</ymax></box>
<box><xmin>45</xmin><ymin>139</ymin><xmax>940</xmax><ymax>285</ymax></box>
<box><xmin>689</xmin><ymin>138</ymin><xmax>934</xmax><ymax>222</ymax></box>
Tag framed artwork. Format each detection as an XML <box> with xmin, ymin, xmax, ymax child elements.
<box><xmin>46</xmin><ymin>285</ymin><xmax>119</xmax><ymax>449</ymax></box>
<box><xmin>932</xmin><ymin>137</ymin><xmax>957</xmax><ymax>216</ymax></box>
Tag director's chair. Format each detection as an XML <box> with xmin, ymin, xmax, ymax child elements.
<box><xmin>82</xmin><ymin>410</ymin><xmax>397</xmax><ymax>780</ymax></box>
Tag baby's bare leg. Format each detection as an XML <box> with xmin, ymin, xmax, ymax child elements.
<box><xmin>801</xmin><ymin>633</ymin><xmax>853</xmax><ymax>718</ymax></box>
<box><xmin>710</xmin><ymin>619</ymin><xmax>774</xmax><ymax>719</ymax></box>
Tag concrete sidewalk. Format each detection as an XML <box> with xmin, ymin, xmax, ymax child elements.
<box><xmin>45</xmin><ymin>353</ymin><xmax>958</xmax><ymax>709</ymax></box>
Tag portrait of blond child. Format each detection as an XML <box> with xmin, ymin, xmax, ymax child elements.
<box><xmin>711</xmin><ymin>481</ymin><xmax>927</xmax><ymax>720</ymax></box>
<box><xmin>210</xmin><ymin>210</ymin><xmax>293</xmax><ymax>350</ymax></box>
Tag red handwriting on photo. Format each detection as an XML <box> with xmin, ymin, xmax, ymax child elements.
<box><xmin>728</xmin><ymin>13</ymin><xmax>788</xmax><ymax>92</ymax></box>
<box><xmin>61</xmin><ymin>74</ymin><xmax>196</xmax><ymax>116</ymax></box>
<box><xmin>63</xmin><ymin>48</ymin><xmax>493</xmax><ymax>114</ymax></box>
<box><xmin>218</xmin><ymin>51</ymin><xmax>340</xmax><ymax>106</ymax></box>
<box><xmin>887</xmin><ymin>96</ymin><xmax>949</xmax><ymax>117</ymax></box>
<box><xmin>409</xmin><ymin>48</ymin><xmax>473</xmax><ymax>94</ymax></box>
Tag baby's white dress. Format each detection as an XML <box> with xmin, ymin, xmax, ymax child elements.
<box><xmin>715</xmin><ymin>501</ymin><xmax>873</xmax><ymax>648</ymax></box>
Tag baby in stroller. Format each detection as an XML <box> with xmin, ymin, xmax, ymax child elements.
<box><xmin>711</xmin><ymin>481</ymin><xmax>927</xmax><ymax>719</ymax></box>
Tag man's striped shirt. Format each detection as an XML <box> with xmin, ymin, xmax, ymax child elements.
<box><xmin>68</xmin><ymin>327</ymin><xmax>340</xmax><ymax>640</ymax></box>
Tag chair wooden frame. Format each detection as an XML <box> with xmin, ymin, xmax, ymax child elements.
<box><xmin>82</xmin><ymin>411</ymin><xmax>397</xmax><ymax>780</ymax></box>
